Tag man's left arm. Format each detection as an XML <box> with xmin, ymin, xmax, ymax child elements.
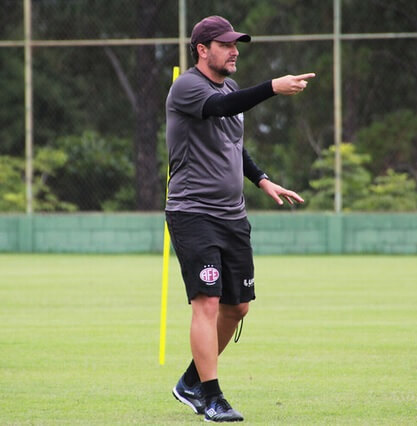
<box><xmin>243</xmin><ymin>148</ymin><xmax>304</xmax><ymax>206</ymax></box>
<box><xmin>242</xmin><ymin>147</ymin><xmax>268</xmax><ymax>187</ymax></box>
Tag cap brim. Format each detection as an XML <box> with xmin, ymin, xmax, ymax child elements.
<box><xmin>213</xmin><ymin>31</ymin><xmax>251</xmax><ymax>43</ymax></box>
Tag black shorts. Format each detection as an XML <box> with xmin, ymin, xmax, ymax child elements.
<box><xmin>165</xmin><ymin>211</ymin><xmax>255</xmax><ymax>305</ymax></box>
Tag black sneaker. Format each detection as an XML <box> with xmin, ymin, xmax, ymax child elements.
<box><xmin>172</xmin><ymin>374</ymin><xmax>205</xmax><ymax>414</ymax></box>
<box><xmin>204</xmin><ymin>394</ymin><xmax>244</xmax><ymax>422</ymax></box>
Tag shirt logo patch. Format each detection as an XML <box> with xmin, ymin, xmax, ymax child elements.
<box><xmin>200</xmin><ymin>265</ymin><xmax>219</xmax><ymax>286</ymax></box>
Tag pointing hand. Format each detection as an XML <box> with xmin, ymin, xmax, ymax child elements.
<box><xmin>272</xmin><ymin>73</ymin><xmax>316</xmax><ymax>95</ymax></box>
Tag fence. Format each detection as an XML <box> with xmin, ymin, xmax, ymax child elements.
<box><xmin>1</xmin><ymin>212</ymin><xmax>417</xmax><ymax>254</ymax></box>
<box><xmin>1</xmin><ymin>0</ymin><xmax>417</xmax><ymax>214</ymax></box>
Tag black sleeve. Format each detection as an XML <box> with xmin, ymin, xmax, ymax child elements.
<box><xmin>202</xmin><ymin>81</ymin><xmax>274</xmax><ymax>118</ymax></box>
<box><xmin>243</xmin><ymin>147</ymin><xmax>267</xmax><ymax>187</ymax></box>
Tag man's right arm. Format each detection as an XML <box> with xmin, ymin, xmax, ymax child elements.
<box><xmin>202</xmin><ymin>81</ymin><xmax>274</xmax><ymax>118</ymax></box>
<box><xmin>202</xmin><ymin>73</ymin><xmax>315</xmax><ymax>118</ymax></box>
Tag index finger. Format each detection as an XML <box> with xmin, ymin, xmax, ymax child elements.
<box><xmin>295</xmin><ymin>73</ymin><xmax>316</xmax><ymax>80</ymax></box>
<box><xmin>287</xmin><ymin>191</ymin><xmax>304</xmax><ymax>203</ymax></box>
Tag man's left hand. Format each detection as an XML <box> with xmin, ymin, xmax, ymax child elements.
<box><xmin>259</xmin><ymin>179</ymin><xmax>304</xmax><ymax>206</ymax></box>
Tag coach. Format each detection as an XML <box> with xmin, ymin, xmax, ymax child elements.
<box><xmin>166</xmin><ymin>15</ymin><xmax>314</xmax><ymax>422</ymax></box>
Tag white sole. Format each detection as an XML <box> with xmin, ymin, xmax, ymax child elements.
<box><xmin>172</xmin><ymin>386</ymin><xmax>199</xmax><ymax>414</ymax></box>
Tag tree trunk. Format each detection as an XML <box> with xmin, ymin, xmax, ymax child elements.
<box><xmin>133</xmin><ymin>1</ymin><xmax>164</xmax><ymax>210</ymax></box>
<box><xmin>134</xmin><ymin>45</ymin><xmax>160</xmax><ymax>210</ymax></box>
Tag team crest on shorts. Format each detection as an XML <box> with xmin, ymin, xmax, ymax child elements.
<box><xmin>199</xmin><ymin>265</ymin><xmax>219</xmax><ymax>286</ymax></box>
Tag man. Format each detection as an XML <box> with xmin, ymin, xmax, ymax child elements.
<box><xmin>165</xmin><ymin>15</ymin><xmax>315</xmax><ymax>423</ymax></box>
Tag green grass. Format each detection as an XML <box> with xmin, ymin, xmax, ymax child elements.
<box><xmin>1</xmin><ymin>254</ymin><xmax>417</xmax><ymax>425</ymax></box>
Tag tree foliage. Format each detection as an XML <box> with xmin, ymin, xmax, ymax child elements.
<box><xmin>355</xmin><ymin>110</ymin><xmax>417</xmax><ymax>180</ymax></box>
<box><xmin>0</xmin><ymin>149</ymin><xmax>76</xmax><ymax>212</ymax></box>
<box><xmin>352</xmin><ymin>169</ymin><xmax>417</xmax><ymax>212</ymax></box>
<box><xmin>305</xmin><ymin>143</ymin><xmax>372</xmax><ymax>211</ymax></box>
<box><xmin>305</xmin><ymin>144</ymin><xmax>417</xmax><ymax>211</ymax></box>
<box><xmin>0</xmin><ymin>0</ymin><xmax>416</xmax><ymax>212</ymax></box>
<box><xmin>51</xmin><ymin>131</ymin><xmax>135</xmax><ymax>211</ymax></box>
<box><xmin>0</xmin><ymin>156</ymin><xmax>25</xmax><ymax>211</ymax></box>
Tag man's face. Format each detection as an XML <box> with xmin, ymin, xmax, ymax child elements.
<box><xmin>206</xmin><ymin>41</ymin><xmax>239</xmax><ymax>76</ymax></box>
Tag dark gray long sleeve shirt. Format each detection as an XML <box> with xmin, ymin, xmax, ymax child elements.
<box><xmin>165</xmin><ymin>67</ymin><xmax>273</xmax><ymax>219</ymax></box>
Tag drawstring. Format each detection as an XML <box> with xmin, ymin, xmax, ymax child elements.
<box><xmin>234</xmin><ymin>318</ymin><xmax>244</xmax><ymax>343</ymax></box>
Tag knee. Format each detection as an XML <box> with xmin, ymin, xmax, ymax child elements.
<box><xmin>236</xmin><ymin>303</ymin><xmax>249</xmax><ymax>320</ymax></box>
<box><xmin>191</xmin><ymin>294</ymin><xmax>220</xmax><ymax>319</ymax></box>
<box><xmin>221</xmin><ymin>303</ymin><xmax>249</xmax><ymax>322</ymax></box>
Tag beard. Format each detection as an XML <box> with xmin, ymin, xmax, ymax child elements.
<box><xmin>218</xmin><ymin>67</ymin><xmax>233</xmax><ymax>77</ymax></box>
<box><xmin>208</xmin><ymin>59</ymin><xmax>236</xmax><ymax>77</ymax></box>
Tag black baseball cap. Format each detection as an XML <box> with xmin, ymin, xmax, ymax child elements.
<box><xmin>191</xmin><ymin>16</ymin><xmax>251</xmax><ymax>47</ymax></box>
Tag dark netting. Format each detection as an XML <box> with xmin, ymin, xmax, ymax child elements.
<box><xmin>31</xmin><ymin>44</ymin><xmax>178</xmax><ymax>211</ymax></box>
<box><xmin>342</xmin><ymin>0</ymin><xmax>417</xmax><ymax>33</ymax></box>
<box><xmin>31</xmin><ymin>0</ymin><xmax>179</xmax><ymax>40</ymax></box>
<box><xmin>187</xmin><ymin>0</ymin><xmax>334</xmax><ymax>36</ymax></box>
<box><xmin>0</xmin><ymin>0</ymin><xmax>416</xmax><ymax>212</ymax></box>
<box><xmin>0</xmin><ymin>0</ymin><xmax>23</xmax><ymax>40</ymax></box>
<box><xmin>0</xmin><ymin>48</ymin><xmax>25</xmax><ymax>156</ymax></box>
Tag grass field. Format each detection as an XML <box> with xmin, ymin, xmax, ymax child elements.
<box><xmin>1</xmin><ymin>254</ymin><xmax>417</xmax><ymax>425</ymax></box>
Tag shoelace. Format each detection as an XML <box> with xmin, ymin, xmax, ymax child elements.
<box><xmin>216</xmin><ymin>397</ymin><xmax>232</xmax><ymax>411</ymax></box>
<box><xmin>194</xmin><ymin>385</ymin><xmax>204</xmax><ymax>398</ymax></box>
<box><xmin>188</xmin><ymin>381</ymin><xmax>204</xmax><ymax>398</ymax></box>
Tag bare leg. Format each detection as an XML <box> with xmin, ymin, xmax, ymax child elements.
<box><xmin>217</xmin><ymin>303</ymin><xmax>249</xmax><ymax>355</ymax></box>
<box><xmin>189</xmin><ymin>298</ymin><xmax>249</xmax><ymax>382</ymax></box>
<box><xmin>190</xmin><ymin>294</ymin><xmax>220</xmax><ymax>382</ymax></box>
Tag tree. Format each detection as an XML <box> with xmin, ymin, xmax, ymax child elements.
<box><xmin>355</xmin><ymin>110</ymin><xmax>417</xmax><ymax>181</ymax></box>
<box><xmin>0</xmin><ymin>148</ymin><xmax>76</xmax><ymax>212</ymax></box>
<box><xmin>304</xmin><ymin>143</ymin><xmax>372</xmax><ymax>211</ymax></box>
<box><xmin>233</xmin><ymin>0</ymin><xmax>335</xmax><ymax>195</ymax></box>
<box><xmin>0</xmin><ymin>49</ymin><xmax>24</xmax><ymax>155</ymax></box>
<box><xmin>30</xmin><ymin>0</ymin><xmax>178</xmax><ymax>210</ymax></box>
<box><xmin>2</xmin><ymin>0</ymin><xmax>416</xmax><ymax>211</ymax></box>
<box><xmin>0</xmin><ymin>156</ymin><xmax>25</xmax><ymax>211</ymax></box>
<box><xmin>51</xmin><ymin>131</ymin><xmax>135</xmax><ymax>211</ymax></box>
<box><xmin>103</xmin><ymin>1</ymin><xmax>178</xmax><ymax>209</ymax></box>
<box><xmin>305</xmin><ymin>144</ymin><xmax>417</xmax><ymax>212</ymax></box>
<box><xmin>352</xmin><ymin>169</ymin><xmax>417</xmax><ymax>211</ymax></box>
<box><xmin>232</xmin><ymin>0</ymin><xmax>417</xmax><ymax>205</ymax></box>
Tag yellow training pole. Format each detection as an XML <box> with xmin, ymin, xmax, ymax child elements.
<box><xmin>159</xmin><ymin>66</ymin><xmax>180</xmax><ymax>365</ymax></box>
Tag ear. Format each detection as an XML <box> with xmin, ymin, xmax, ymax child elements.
<box><xmin>196</xmin><ymin>43</ymin><xmax>209</xmax><ymax>60</ymax></box>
